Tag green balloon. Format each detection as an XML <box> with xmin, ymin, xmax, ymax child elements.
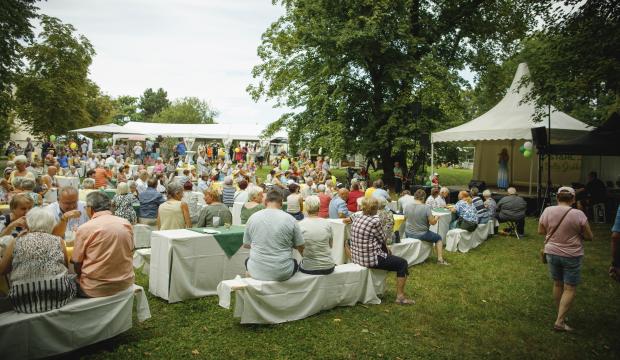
<box><xmin>50</xmin><ymin>135</ymin><xmax>56</xmax><ymax>142</ymax></box>
<box><xmin>523</xmin><ymin>149</ymin><xmax>532</xmax><ymax>158</ymax></box>
<box><xmin>519</xmin><ymin>144</ymin><xmax>525</xmax><ymax>153</ymax></box>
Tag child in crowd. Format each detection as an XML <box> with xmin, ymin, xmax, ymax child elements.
<box><xmin>19</xmin><ymin>179</ymin><xmax>42</xmax><ymax>207</ymax></box>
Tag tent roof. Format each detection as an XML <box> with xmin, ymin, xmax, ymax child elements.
<box><xmin>117</xmin><ymin>122</ymin><xmax>287</xmax><ymax>141</ymax></box>
<box><xmin>547</xmin><ymin>113</ymin><xmax>620</xmax><ymax>156</ymax></box>
<box><xmin>69</xmin><ymin>123</ymin><xmax>126</xmax><ymax>134</ymax></box>
<box><xmin>431</xmin><ymin>63</ymin><xmax>591</xmax><ymax>143</ymax></box>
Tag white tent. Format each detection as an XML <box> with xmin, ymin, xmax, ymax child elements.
<box><xmin>69</xmin><ymin>123</ymin><xmax>126</xmax><ymax>134</ymax></box>
<box><xmin>431</xmin><ymin>63</ymin><xmax>592</xmax><ymax>191</ymax></box>
<box><xmin>112</xmin><ymin>122</ymin><xmax>287</xmax><ymax>142</ymax></box>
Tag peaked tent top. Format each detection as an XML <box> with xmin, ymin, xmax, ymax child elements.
<box><xmin>431</xmin><ymin>63</ymin><xmax>591</xmax><ymax>143</ymax></box>
<box><xmin>69</xmin><ymin>123</ymin><xmax>126</xmax><ymax>134</ymax></box>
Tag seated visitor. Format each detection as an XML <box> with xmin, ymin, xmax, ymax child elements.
<box><xmin>576</xmin><ymin>171</ymin><xmax>607</xmax><ymax>216</ymax></box>
<box><xmin>371</xmin><ymin>179</ymin><xmax>390</xmax><ymax>202</ymax></box>
<box><xmin>348</xmin><ymin>197</ymin><xmax>414</xmax><ymax>305</ymax></box>
<box><xmin>438</xmin><ymin>187</ymin><xmax>450</xmax><ymax>207</ymax></box>
<box><xmin>0</xmin><ymin>207</ymin><xmax>76</xmax><ymax>313</ymax></box>
<box><xmin>404</xmin><ymin>189</ymin><xmax>449</xmax><ymax>265</ymax></box>
<box><xmin>243</xmin><ymin>190</ymin><xmax>305</xmax><ymax>281</ymax></box>
<box><xmin>158</xmin><ymin>181</ymin><xmax>192</xmax><ymax>230</ymax></box>
<box><xmin>197</xmin><ymin>188</ymin><xmax>232</xmax><ymax>227</ymax></box>
<box><xmin>286</xmin><ymin>182</ymin><xmax>304</xmax><ymax>220</ymax></box>
<box><xmin>399</xmin><ymin>189</ymin><xmax>415</xmax><ymax>212</ymax></box>
<box><xmin>425</xmin><ymin>187</ymin><xmax>442</xmax><ymax>208</ymax></box>
<box><xmin>73</xmin><ymin>192</ymin><xmax>134</xmax><ymax>297</ymax></box>
<box><xmin>483</xmin><ymin>189</ymin><xmax>498</xmax><ymax>232</ymax></box>
<box><xmin>376</xmin><ymin>197</ymin><xmax>395</xmax><ymax>243</ymax></box>
<box><xmin>496</xmin><ymin>187</ymin><xmax>527</xmax><ymax>236</ymax></box>
<box><xmin>241</xmin><ymin>186</ymin><xmax>265</xmax><ymax>224</ymax></box>
<box><xmin>234</xmin><ymin>179</ymin><xmax>249</xmax><ymax>203</ymax></box>
<box><xmin>298</xmin><ymin>195</ymin><xmax>335</xmax><ymax>275</ymax></box>
<box><xmin>138</xmin><ymin>178</ymin><xmax>165</xmax><ymax>226</ymax></box>
<box><xmin>135</xmin><ymin>170</ymin><xmax>149</xmax><ymax>194</ymax></box>
<box><xmin>8</xmin><ymin>155</ymin><xmax>35</xmax><ymax>189</ymax></box>
<box><xmin>111</xmin><ymin>182</ymin><xmax>138</xmax><ymax>225</ymax></box>
<box><xmin>221</xmin><ymin>176</ymin><xmax>236</xmax><ymax>208</ymax></box>
<box><xmin>470</xmin><ymin>187</ymin><xmax>490</xmax><ymax>224</ymax></box>
<box><xmin>41</xmin><ymin>165</ymin><xmax>58</xmax><ymax>190</ymax></box>
<box><xmin>182</xmin><ymin>181</ymin><xmax>206</xmax><ymax>225</ymax></box>
<box><xmin>329</xmin><ymin>188</ymin><xmax>350</xmax><ymax>219</ymax></box>
<box><xmin>93</xmin><ymin>164</ymin><xmax>111</xmax><ymax>189</ymax></box>
<box><xmin>317</xmin><ymin>184</ymin><xmax>331</xmax><ymax>218</ymax></box>
<box><xmin>0</xmin><ymin>193</ymin><xmax>34</xmax><ymax>238</ymax></box>
<box><xmin>50</xmin><ymin>187</ymin><xmax>90</xmax><ymax>239</ymax></box>
<box><xmin>19</xmin><ymin>178</ymin><xmax>42</xmax><ymax>206</ymax></box>
<box><xmin>79</xmin><ymin>178</ymin><xmax>97</xmax><ymax>202</ymax></box>
<box><xmin>347</xmin><ymin>182</ymin><xmax>364</xmax><ymax>212</ymax></box>
<box><xmin>450</xmin><ymin>190</ymin><xmax>478</xmax><ymax>232</ymax></box>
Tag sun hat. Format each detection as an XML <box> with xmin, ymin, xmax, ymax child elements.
<box><xmin>557</xmin><ymin>186</ymin><xmax>575</xmax><ymax>195</ymax></box>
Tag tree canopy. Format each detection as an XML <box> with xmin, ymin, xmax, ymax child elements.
<box><xmin>139</xmin><ymin>88</ymin><xmax>170</xmax><ymax>121</ymax></box>
<box><xmin>153</xmin><ymin>97</ymin><xmax>218</xmax><ymax>124</ymax></box>
<box><xmin>249</xmin><ymin>0</ymin><xmax>542</xmax><ymax>180</ymax></box>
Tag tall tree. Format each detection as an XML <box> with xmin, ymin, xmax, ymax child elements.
<box><xmin>153</xmin><ymin>97</ymin><xmax>218</xmax><ymax>124</ymax></box>
<box><xmin>249</xmin><ymin>0</ymin><xmax>541</xmax><ymax>183</ymax></box>
<box><xmin>139</xmin><ymin>88</ymin><xmax>170</xmax><ymax>120</ymax></box>
<box><xmin>15</xmin><ymin>15</ymin><xmax>95</xmax><ymax>136</ymax></box>
<box><xmin>86</xmin><ymin>81</ymin><xmax>116</xmax><ymax>125</ymax></box>
<box><xmin>113</xmin><ymin>95</ymin><xmax>141</xmax><ymax>124</ymax></box>
<box><xmin>0</xmin><ymin>0</ymin><xmax>39</xmax><ymax>142</ymax></box>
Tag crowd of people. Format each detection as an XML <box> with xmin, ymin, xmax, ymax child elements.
<box><xmin>0</xmin><ymin>137</ymin><xmax>618</xmax><ymax>334</ymax></box>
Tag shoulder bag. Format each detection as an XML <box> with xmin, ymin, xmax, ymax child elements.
<box><xmin>541</xmin><ymin>208</ymin><xmax>572</xmax><ymax>264</ymax></box>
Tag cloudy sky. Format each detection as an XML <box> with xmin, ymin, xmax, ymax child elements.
<box><xmin>38</xmin><ymin>0</ymin><xmax>287</xmax><ymax>125</ymax></box>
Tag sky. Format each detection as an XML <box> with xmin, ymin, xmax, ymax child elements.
<box><xmin>38</xmin><ymin>0</ymin><xmax>287</xmax><ymax>125</ymax></box>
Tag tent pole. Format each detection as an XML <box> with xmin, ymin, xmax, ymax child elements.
<box><xmin>430</xmin><ymin>141</ymin><xmax>434</xmax><ymax>177</ymax></box>
<box><xmin>528</xmin><ymin>154</ymin><xmax>533</xmax><ymax>195</ymax></box>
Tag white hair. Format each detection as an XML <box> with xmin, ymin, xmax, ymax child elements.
<box><xmin>376</xmin><ymin>196</ymin><xmax>388</xmax><ymax>207</ymax></box>
<box><xmin>82</xmin><ymin>178</ymin><xmax>96</xmax><ymax>189</ymax></box>
<box><xmin>304</xmin><ymin>195</ymin><xmax>320</xmax><ymax>214</ymax></box>
<box><xmin>27</xmin><ymin>207</ymin><xmax>57</xmax><ymax>233</ymax></box>
<box><xmin>440</xmin><ymin>187</ymin><xmax>449</xmax><ymax>195</ymax></box>
<box><xmin>247</xmin><ymin>185</ymin><xmax>263</xmax><ymax>202</ymax></box>
<box><xmin>507</xmin><ymin>187</ymin><xmax>517</xmax><ymax>195</ymax></box>
<box><xmin>317</xmin><ymin>184</ymin><xmax>326</xmax><ymax>192</ymax></box>
<box><xmin>482</xmin><ymin>189</ymin><xmax>492</xmax><ymax>198</ymax></box>
<box><xmin>167</xmin><ymin>181</ymin><xmax>184</xmax><ymax>197</ymax></box>
<box><xmin>13</xmin><ymin>155</ymin><xmax>28</xmax><ymax>165</ymax></box>
<box><xmin>117</xmin><ymin>182</ymin><xmax>129</xmax><ymax>195</ymax></box>
<box><xmin>224</xmin><ymin>176</ymin><xmax>233</xmax><ymax>185</ymax></box>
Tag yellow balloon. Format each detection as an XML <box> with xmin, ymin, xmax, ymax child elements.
<box><xmin>70</xmin><ymin>142</ymin><xmax>78</xmax><ymax>150</ymax></box>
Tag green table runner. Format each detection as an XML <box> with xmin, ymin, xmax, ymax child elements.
<box><xmin>188</xmin><ymin>225</ymin><xmax>246</xmax><ymax>258</ymax></box>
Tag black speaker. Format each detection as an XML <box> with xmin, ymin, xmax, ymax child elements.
<box><xmin>468</xmin><ymin>180</ymin><xmax>486</xmax><ymax>192</ymax></box>
<box><xmin>531</xmin><ymin>127</ymin><xmax>548</xmax><ymax>148</ymax></box>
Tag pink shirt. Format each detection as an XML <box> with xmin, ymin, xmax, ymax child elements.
<box><xmin>540</xmin><ymin>205</ymin><xmax>588</xmax><ymax>257</ymax></box>
<box><xmin>73</xmin><ymin>211</ymin><xmax>134</xmax><ymax>297</ymax></box>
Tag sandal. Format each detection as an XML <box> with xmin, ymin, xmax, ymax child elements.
<box><xmin>553</xmin><ymin>323</ymin><xmax>574</xmax><ymax>332</ymax></box>
<box><xmin>437</xmin><ymin>259</ymin><xmax>450</xmax><ymax>266</ymax></box>
<box><xmin>395</xmin><ymin>297</ymin><xmax>415</xmax><ymax>305</ymax></box>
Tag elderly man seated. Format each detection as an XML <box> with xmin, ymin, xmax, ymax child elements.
<box><xmin>496</xmin><ymin>187</ymin><xmax>527</xmax><ymax>237</ymax></box>
<box><xmin>243</xmin><ymin>190</ymin><xmax>305</xmax><ymax>281</ymax></box>
<box><xmin>329</xmin><ymin>188</ymin><xmax>350</xmax><ymax>219</ymax></box>
<box><xmin>138</xmin><ymin>177</ymin><xmax>165</xmax><ymax>226</ymax></box>
<box><xmin>50</xmin><ymin>186</ymin><xmax>90</xmax><ymax>239</ymax></box>
<box><xmin>72</xmin><ymin>192</ymin><xmax>134</xmax><ymax>297</ymax></box>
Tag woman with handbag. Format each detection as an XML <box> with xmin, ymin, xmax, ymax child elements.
<box><xmin>450</xmin><ymin>191</ymin><xmax>478</xmax><ymax>232</ymax></box>
<box><xmin>538</xmin><ymin>186</ymin><xmax>593</xmax><ymax>332</ymax></box>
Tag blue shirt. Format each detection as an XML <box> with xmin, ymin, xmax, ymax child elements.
<box><xmin>328</xmin><ymin>195</ymin><xmax>350</xmax><ymax>219</ymax></box>
<box><xmin>372</xmin><ymin>188</ymin><xmax>390</xmax><ymax>202</ymax></box>
<box><xmin>177</xmin><ymin>142</ymin><xmax>187</xmax><ymax>156</ymax></box>
<box><xmin>455</xmin><ymin>200</ymin><xmax>478</xmax><ymax>223</ymax></box>
<box><xmin>58</xmin><ymin>156</ymin><xmax>69</xmax><ymax>168</ymax></box>
<box><xmin>138</xmin><ymin>188</ymin><xmax>165</xmax><ymax>219</ymax></box>
<box><xmin>612</xmin><ymin>205</ymin><xmax>620</xmax><ymax>233</ymax></box>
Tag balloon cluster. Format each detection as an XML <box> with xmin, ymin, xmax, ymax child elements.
<box><xmin>519</xmin><ymin>141</ymin><xmax>533</xmax><ymax>158</ymax></box>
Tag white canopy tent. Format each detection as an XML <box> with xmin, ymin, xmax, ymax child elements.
<box><xmin>69</xmin><ymin>123</ymin><xmax>126</xmax><ymax>134</ymax></box>
<box><xmin>431</xmin><ymin>63</ymin><xmax>591</xmax><ymax>192</ymax></box>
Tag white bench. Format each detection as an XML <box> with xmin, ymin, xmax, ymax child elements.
<box><xmin>445</xmin><ymin>222</ymin><xmax>493</xmax><ymax>253</ymax></box>
<box><xmin>133</xmin><ymin>224</ymin><xmax>153</xmax><ymax>249</ymax></box>
<box><xmin>390</xmin><ymin>238</ymin><xmax>432</xmax><ymax>266</ymax></box>
<box><xmin>217</xmin><ymin>263</ymin><xmax>386</xmax><ymax>324</ymax></box>
<box><xmin>133</xmin><ymin>248</ymin><xmax>152</xmax><ymax>275</ymax></box>
<box><xmin>0</xmin><ymin>284</ymin><xmax>150</xmax><ymax>360</ymax></box>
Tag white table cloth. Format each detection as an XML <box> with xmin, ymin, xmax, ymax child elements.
<box><xmin>149</xmin><ymin>229</ymin><xmax>250</xmax><ymax>303</ymax></box>
<box><xmin>56</xmin><ymin>176</ymin><xmax>80</xmax><ymax>189</ymax></box>
<box><xmin>129</xmin><ymin>164</ymin><xmax>139</xmax><ymax>176</ymax></box>
<box><xmin>430</xmin><ymin>210</ymin><xmax>452</xmax><ymax>241</ymax></box>
<box><xmin>390</xmin><ymin>238</ymin><xmax>432</xmax><ymax>266</ymax></box>
<box><xmin>326</xmin><ymin>218</ymin><xmax>348</xmax><ymax>265</ymax></box>
<box><xmin>133</xmin><ymin>248</ymin><xmax>151</xmax><ymax>275</ymax></box>
<box><xmin>217</xmin><ymin>263</ymin><xmax>383</xmax><ymax>324</ymax></box>
<box><xmin>232</xmin><ymin>201</ymin><xmax>244</xmax><ymax>225</ymax></box>
<box><xmin>445</xmin><ymin>222</ymin><xmax>492</xmax><ymax>253</ymax></box>
<box><xmin>133</xmin><ymin>224</ymin><xmax>153</xmax><ymax>249</ymax></box>
<box><xmin>0</xmin><ymin>284</ymin><xmax>150</xmax><ymax>360</ymax></box>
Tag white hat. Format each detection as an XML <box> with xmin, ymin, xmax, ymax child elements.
<box><xmin>557</xmin><ymin>186</ymin><xmax>575</xmax><ymax>195</ymax></box>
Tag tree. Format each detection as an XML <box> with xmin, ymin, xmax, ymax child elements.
<box><xmin>521</xmin><ymin>0</ymin><xmax>620</xmax><ymax>124</ymax></box>
<box><xmin>0</xmin><ymin>0</ymin><xmax>39</xmax><ymax>142</ymax></box>
<box><xmin>15</xmin><ymin>15</ymin><xmax>96</xmax><ymax>136</ymax></box>
<box><xmin>249</xmin><ymin>0</ymin><xmax>542</xmax><ymax>184</ymax></box>
<box><xmin>86</xmin><ymin>81</ymin><xmax>116</xmax><ymax>125</ymax></box>
<box><xmin>153</xmin><ymin>97</ymin><xmax>218</xmax><ymax>124</ymax></box>
<box><xmin>113</xmin><ymin>95</ymin><xmax>141</xmax><ymax>124</ymax></box>
<box><xmin>139</xmin><ymin>88</ymin><xmax>170</xmax><ymax>120</ymax></box>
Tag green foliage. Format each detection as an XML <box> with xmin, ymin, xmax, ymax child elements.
<box><xmin>0</xmin><ymin>0</ymin><xmax>39</xmax><ymax>142</ymax></box>
<box><xmin>152</xmin><ymin>97</ymin><xmax>218</xmax><ymax>124</ymax></box>
<box><xmin>14</xmin><ymin>15</ymin><xmax>96</xmax><ymax>137</ymax></box>
<box><xmin>86</xmin><ymin>81</ymin><xmax>116</xmax><ymax>125</ymax></box>
<box><xmin>112</xmin><ymin>95</ymin><xmax>142</xmax><ymax>124</ymax></box>
<box><xmin>249</xmin><ymin>0</ymin><xmax>542</xmax><ymax>183</ymax></box>
<box><xmin>139</xmin><ymin>88</ymin><xmax>170</xmax><ymax>121</ymax></box>
<box><xmin>521</xmin><ymin>1</ymin><xmax>620</xmax><ymax>124</ymax></box>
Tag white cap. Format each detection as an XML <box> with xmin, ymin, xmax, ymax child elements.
<box><xmin>557</xmin><ymin>186</ymin><xmax>575</xmax><ymax>195</ymax></box>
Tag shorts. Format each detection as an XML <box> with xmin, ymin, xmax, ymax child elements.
<box><xmin>405</xmin><ymin>230</ymin><xmax>442</xmax><ymax>244</ymax></box>
<box><xmin>371</xmin><ymin>255</ymin><xmax>408</xmax><ymax>278</ymax></box>
<box><xmin>546</xmin><ymin>254</ymin><xmax>582</xmax><ymax>285</ymax></box>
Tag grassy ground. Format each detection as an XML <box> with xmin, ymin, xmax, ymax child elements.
<box><xmin>71</xmin><ymin>219</ymin><xmax>619</xmax><ymax>359</ymax></box>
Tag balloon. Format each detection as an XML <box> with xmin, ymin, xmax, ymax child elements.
<box><xmin>50</xmin><ymin>135</ymin><xmax>56</xmax><ymax>142</ymax></box>
<box><xmin>524</xmin><ymin>141</ymin><xmax>533</xmax><ymax>150</ymax></box>
<box><xmin>235</xmin><ymin>147</ymin><xmax>240</xmax><ymax>153</ymax></box>
<box><xmin>519</xmin><ymin>144</ymin><xmax>525</xmax><ymax>153</ymax></box>
<box><xmin>523</xmin><ymin>149</ymin><xmax>532</xmax><ymax>158</ymax></box>
<box><xmin>70</xmin><ymin>142</ymin><xmax>78</xmax><ymax>150</ymax></box>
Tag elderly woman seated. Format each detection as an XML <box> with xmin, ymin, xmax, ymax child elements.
<box><xmin>298</xmin><ymin>195</ymin><xmax>335</xmax><ymax>275</ymax></box>
<box><xmin>347</xmin><ymin>197</ymin><xmax>414</xmax><ymax>305</ymax></box>
<box><xmin>182</xmin><ymin>181</ymin><xmax>206</xmax><ymax>226</ymax></box>
<box><xmin>197</xmin><ymin>188</ymin><xmax>232</xmax><ymax>227</ymax></box>
<box><xmin>450</xmin><ymin>191</ymin><xmax>478</xmax><ymax>231</ymax></box>
<box><xmin>241</xmin><ymin>186</ymin><xmax>265</xmax><ymax>224</ymax></box>
<box><xmin>79</xmin><ymin>178</ymin><xmax>97</xmax><ymax>202</ymax></box>
<box><xmin>158</xmin><ymin>182</ymin><xmax>192</xmax><ymax>230</ymax></box>
<box><xmin>0</xmin><ymin>207</ymin><xmax>76</xmax><ymax>313</ymax></box>
<box><xmin>376</xmin><ymin>197</ymin><xmax>395</xmax><ymax>243</ymax></box>
<box><xmin>111</xmin><ymin>182</ymin><xmax>138</xmax><ymax>224</ymax></box>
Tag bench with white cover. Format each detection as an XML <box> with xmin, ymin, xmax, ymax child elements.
<box><xmin>445</xmin><ymin>222</ymin><xmax>494</xmax><ymax>253</ymax></box>
<box><xmin>0</xmin><ymin>284</ymin><xmax>150</xmax><ymax>360</ymax></box>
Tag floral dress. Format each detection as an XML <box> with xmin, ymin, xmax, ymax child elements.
<box><xmin>112</xmin><ymin>193</ymin><xmax>138</xmax><ymax>224</ymax></box>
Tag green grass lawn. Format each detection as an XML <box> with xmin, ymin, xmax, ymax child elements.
<box><xmin>75</xmin><ymin>219</ymin><xmax>619</xmax><ymax>359</ymax></box>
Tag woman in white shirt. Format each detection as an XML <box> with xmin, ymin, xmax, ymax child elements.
<box><xmin>298</xmin><ymin>195</ymin><xmax>335</xmax><ymax>275</ymax></box>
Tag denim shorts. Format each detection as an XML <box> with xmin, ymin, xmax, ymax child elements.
<box><xmin>405</xmin><ymin>230</ymin><xmax>442</xmax><ymax>244</ymax></box>
<box><xmin>546</xmin><ymin>254</ymin><xmax>582</xmax><ymax>285</ymax></box>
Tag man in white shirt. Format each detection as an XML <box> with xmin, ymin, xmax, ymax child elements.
<box><xmin>50</xmin><ymin>187</ymin><xmax>90</xmax><ymax>239</ymax></box>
